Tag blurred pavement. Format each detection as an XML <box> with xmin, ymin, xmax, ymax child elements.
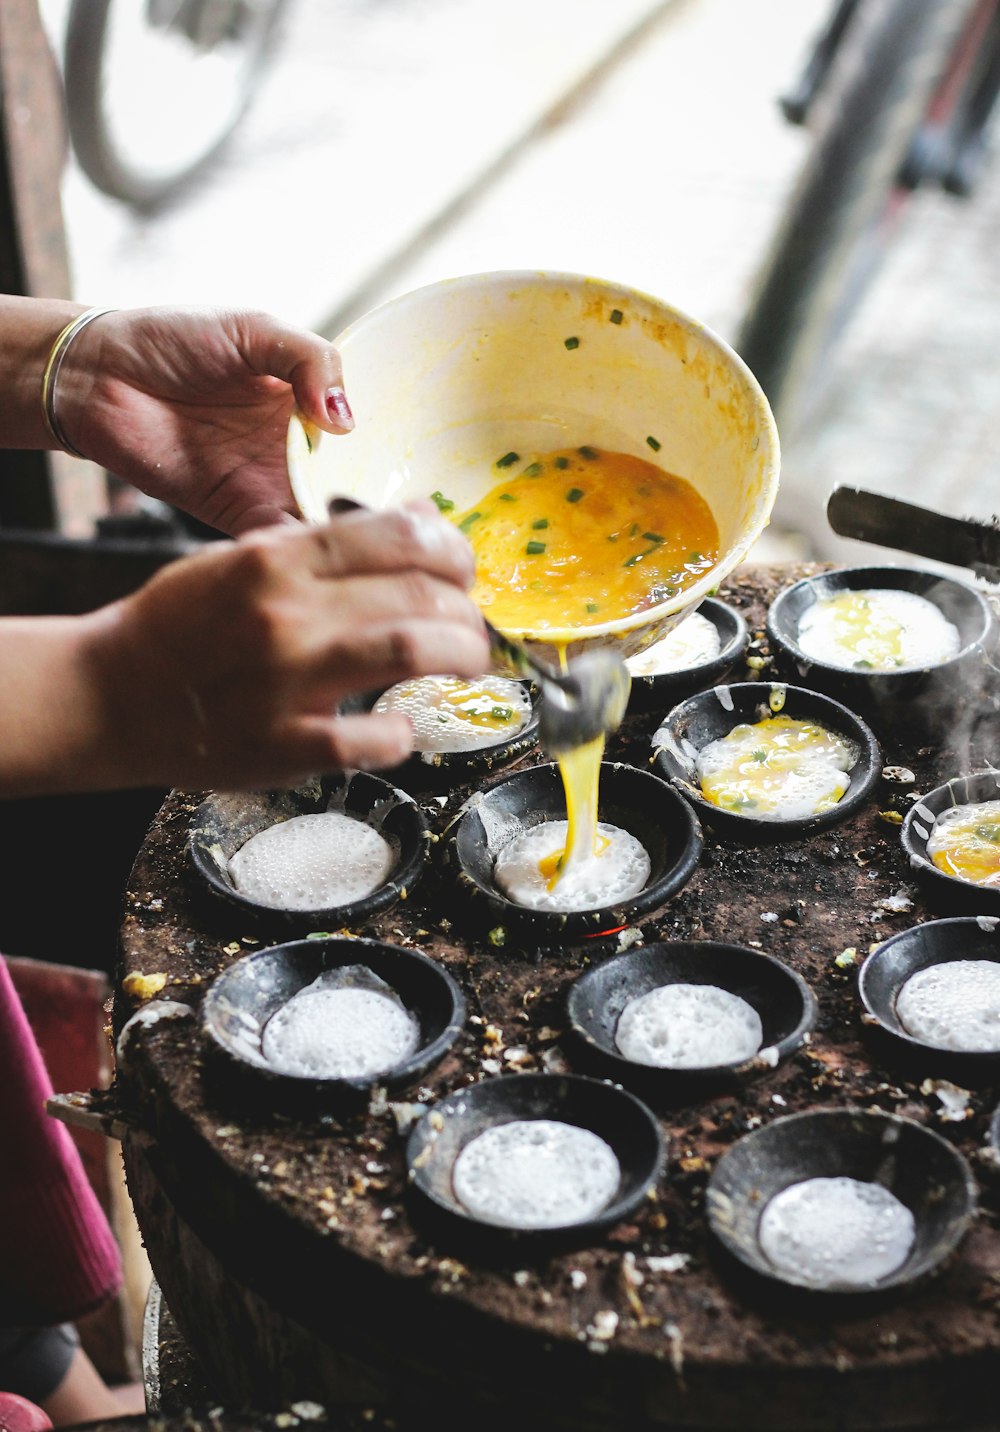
<box><xmin>43</xmin><ymin>0</ymin><xmax>1000</xmax><ymax>571</ymax></box>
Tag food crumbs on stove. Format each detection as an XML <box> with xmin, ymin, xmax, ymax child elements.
<box><xmin>121</xmin><ymin>970</ymin><xmax>168</xmax><ymax>1000</ymax></box>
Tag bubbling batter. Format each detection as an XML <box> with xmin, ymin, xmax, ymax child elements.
<box><xmin>452</xmin><ymin>447</ymin><xmax>718</xmax><ymax>634</ymax></box>
<box><xmin>373</xmin><ymin>674</ymin><xmax>531</xmax><ymax>753</ymax></box>
<box><xmin>627</xmin><ymin>611</ymin><xmax>722</xmax><ymax>678</ymax></box>
<box><xmin>228</xmin><ymin>812</ymin><xmax>394</xmax><ymax>910</ymax></box>
<box><xmin>927</xmin><ymin>800</ymin><xmax>1000</xmax><ymax>887</ymax></box>
<box><xmin>797</xmin><ymin>588</ymin><xmax>961</xmax><ymax>672</ymax></box>
<box><xmin>896</xmin><ymin>959</ymin><xmax>1000</xmax><ymax>1051</ymax></box>
<box><xmin>697</xmin><ymin>715</ymin><xmax>858</xmax><ymax>821</ymax></box>
<box><xmin>758</xmin><ymin>1176</ymin><xmax>916</xmax><ymax>1288</ymax></box>
<box><xmin>261</xmin><ymin>966</ymin><xmax>420</xmax><ymax>1079</ymax></box>
<box><xmin>615</xmin><ymin>983</ymin><xmax>763</xmax><ymax>1068</ymax></box>
<box><xmin>451</xmin><ymin>1119</ymin><xmax>621</xmax><ymax>1229</ymax></box>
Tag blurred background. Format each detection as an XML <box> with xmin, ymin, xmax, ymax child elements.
<box><xmin>12</xmin><ymin>0</ymin><xmax>1000</xmax><ymax>566</ymax></box>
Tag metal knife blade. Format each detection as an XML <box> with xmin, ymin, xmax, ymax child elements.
<box><xmin>826</xmin><ymin>486</ymin><xmax>1000</xmax><ymax>584</ymax></box>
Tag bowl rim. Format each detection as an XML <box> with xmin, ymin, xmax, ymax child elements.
<box><xmin>651</xmin><ymin>680</ymin><xmax>882</xmax><ymax>838</ymax></box>
<box><xmin>564</xmin><ymin>939</ymin><xmax>818</xmax><ymax>1083</ymax></box>
<box><xmin>200</xmin><ymin>934</ymin><xmax>466</xmax><ymax>1093</ymax></box>
<box><xmin>287</xmin><ymin>269</ymin><xmax>780</xmax><ymax>646</ymax></box>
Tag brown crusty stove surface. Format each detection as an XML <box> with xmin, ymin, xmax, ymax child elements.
<box><xmin>114</xmin><ymin>564</ymin><xmax>1000</xmax><ymax>1432</ymax></box>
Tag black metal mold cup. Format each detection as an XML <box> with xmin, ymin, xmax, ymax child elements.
<box><xmin>859</xmin><ymin>916</ymin><xmax>1000</xmax><ymax>1084</ymax></box>
<box><xmin>564</xmin><ymin>941</ymin><xmax>816</xmax><ymax>1101</ymax></box>
<box><xmin>652</xmin><ymin>681</ymin><xmax>881</xmax><ymax>844</ymax></box>
<box><xmin>405</xmin><ymin>1072</ymin><xmax>663</xmax><ymax>1258</ymax></box>
<box><xmin>626</xmin><ymin>597</ymin><xmax>750</xmax><ymax>714</ymax></box>
<box><xmin>200</xmin><ymin>935</ymin><xmax>465</xmax><ymax>1116</ymax></box>
<box><xmin>445</xmin><ymin>761</ymin><xmax>702</xmax><ymax>949</ymax></box>
<box><xmin>766</xmin><ymin>566</ymin><xmax>998</xmax><ymax>738</ymax></box>
<box><xmin>901</xmin><ymin>771</ymin><xmax>1000</xmax><ymax>917</ymax></box>
<box><xmin>706</xmin><ymin>1108</ymin><xmax>977</xmax><ymax>1306</ymax></box>
<box><xmin>188</xmin><ymin>771</ymin><xmax>429</xmax><ymax>934</ymax></box>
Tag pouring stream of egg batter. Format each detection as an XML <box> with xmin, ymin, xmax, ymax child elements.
<box><xmin>450</xmin><ymin>446</ymin><xmax>718</xmax><ymax>890</ymax></box>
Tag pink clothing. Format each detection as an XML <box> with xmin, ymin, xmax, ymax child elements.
<box><xmin>0</xmin><ymin>958</ymin><xmax>122</xmax><ymax>1325</ymax></box>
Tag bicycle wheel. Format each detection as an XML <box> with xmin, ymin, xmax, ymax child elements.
<box><xmin>63</xmin><ymin>0</ymin><xmax>290</xmax><ymax>210</ymax></box>
<box><xmin>736</xmin><ymin>0</ymin><xmax>984</xmax><ymax>439</ymax></box>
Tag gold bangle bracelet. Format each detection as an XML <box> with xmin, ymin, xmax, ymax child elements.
<box><xmin>40</xmin><ymin>306</ymin><xmax>117</xmax><ymax>459</ymax></box>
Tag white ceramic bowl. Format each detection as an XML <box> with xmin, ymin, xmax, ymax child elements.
<box><xmin>287</xmin><ymin>271</ymin><xmax>780</xmax><ymax>666</ymax></box>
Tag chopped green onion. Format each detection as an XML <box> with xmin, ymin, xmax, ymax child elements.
<box><xmin>496</xmin><ymin>451</ymin><xmax>519</xmax><ymax>468</ymax></box>
<box><xmin>689</xmin><ymin>550</ymin><xmax>702</xmax><ymax>562</ymax></box>
<box><xmin>431</xmin><ymin>490</ymin><xmax>454</xmax><ymax>513</ymax></box>
<box><xmin>531</xmin><ymin>517</ymin><xmax>549</xmax><ymax>530</ymax></box>
<box><xmin>459</xmin><ymin>511</ymin><xmax>482</xmax><ymax>532</ymax></box>
<box><xmin>629</xmin><ymin>522</ymin><xmax>639</xmax><ymax>537</ymax></box>
<box><xmin>491</xmin><ymin>705</ymin><xmax>513</xmax><ymax>721</ymax></box>
<box><xmin>578</xmin><ymin>446</ymin><xmax>598</xmax><ymax>460</ymax></box>
<box><xmin>499</xmin><ymin>492</ymin><xmax>517</xmax><ymax>503</ymax></box>
<box><xmin>646</xmin><ymin>435</ymin><xmax>662</xmax><ymax>451</ymax></box>
<box><xmin>586</xmin><ymin>602</ymin><xmax>600</xmax><ymax>614</ymax></box>
<box><xmin>565</xmin><ymin>487</ymin><xmax>584</xmax><ymax>503</ymax></box>
<box><xmin>752</xmin><ymin>749</ymin><xmax>767</xmax><ymax>763</ymax></box>
<box><xmin>554</xmin><ymin>456</ymin><xmax>570</xmax><ymax>470</ymax></box>
<box><xmin>564</xmin><ymin>336</ymin><xmax>580</xmax><ymax>350</ymax></box>
<box><xmin>623</xmin><ymin>553</ymin><xmax>643</xmax><ymax>567</ymax></box>
<box><xmin>853</xmin><ymin>658</ymin><xmax>874</xmax><ymax>670</ymax></box>
<box><xmin>304</xmin><ymin>431</ymin><xmax>313</xmax><ymax>453</ymax></box>
<box><xmin>609</xmin><ymin>309</ymin><xmax>624</xmax><ymax>325</ymax></box>
<box><xmin>642</xmin><ymin>531</ymin><xmax>664</xmax><ymax>543</ymax></box>
<box><xmin>522</xmin><ymin>462</ymin><xmax>543</xmax><ymax>478</ymax></box>
<box><xmin>606</xmin><ymin>532</ymin><xmax>620</xmax><ymax>543</ymax></box>
<box><xmin>526</xmin><ymin>539</ymin><xmax>546</xmax><ymax>555</ymax></box>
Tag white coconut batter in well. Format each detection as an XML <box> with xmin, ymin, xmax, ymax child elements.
<box><xmin>228</xmin><ymin>812</ymin><xmax>394</xmax><ymax>910</ymax></box>
<box><xmin>758</xmin><ymin>1176</ymin><xmax>916</xmax><ymax>1288</ymax></box>
<box><xmin>797</xmin><ymin>588</ymin><xmax>960</xmax><ymax>672</ymax></box>
<box><xmin>374</xmin><ymin>675</ymin><xmax>531</xmax><ymax>753</ymax></box>
<box><xmin>261</xmin><ymin>966</ymin><xmax>419</xmax><ymax>1079</ymax></box>
<box><xmin>627</xmin><ymin>612</ymin><xmax>722</xmax><ymax>677</ymax></box>
<box><xmin>896</xmin><ymin>959</ymin><xmax>1000</xmax><ymax>1051</ymax></box>
<box><xmin>493</xmin><ymin>820</ymin><xmax>651</xmax><ymax>912</ymax></box>
<box><xmin>616</xmin><ymin>983</ymin><xmax>763</xmax><ymax>1068</ymax></box>
<box><xmin>452</xmin><ymin>1118</ymin><xmax>621</xmax><ymax>1229</ymax></box>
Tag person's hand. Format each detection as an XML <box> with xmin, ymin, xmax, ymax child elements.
<box><xmin>55</xmin><ymin>306</ymin><xmax>352</xmax><ymax>535</ymax></box>
<box><xmin>1</xmin><ymin>506</ymin><xmax>489</xmax><ymax>797</ymax></box>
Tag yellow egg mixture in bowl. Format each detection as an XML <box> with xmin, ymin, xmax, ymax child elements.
<box><xmin>287</xmin><ymin>271</ymin><xmax>779</xmax><ymax>667</ymax></box>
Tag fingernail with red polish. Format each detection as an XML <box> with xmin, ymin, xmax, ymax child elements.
<box><xmin>326</xmin><ymin>386</ymin><xmax>354</xmax><ymax>429</ymax></box>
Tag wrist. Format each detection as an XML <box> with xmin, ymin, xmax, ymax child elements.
<box><xmin>41</xmin><ymin>307</ymin><xmax>119</xmax><ymax>458</ymax></box>
<box><xmin>0</xmin><ymin>297</ymin><xmax>86</xmax><ymax>449</ymax></box>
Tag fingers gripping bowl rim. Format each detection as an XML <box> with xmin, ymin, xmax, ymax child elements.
<box><xmin>285</xmin><ymin>271</ymin><xmax>780</xmax><ymax>669</ymax></box>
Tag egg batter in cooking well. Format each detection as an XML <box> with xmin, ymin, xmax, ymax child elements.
<box><xmin>797</xmin><ymin>588</ymin><xmax>960</xmax><ymax>672</ymax></box>
<box><xmin>697</xmin><ymin>715</ymin><xmax>859</xmax><ymax>821</ymax></box>
<box><xmin>373</xmin><ymin>675</ymin><xmax>531</xmax><ymax>754</ymax></box>
<box><xmin>926</xmin><ymin>800</ymin><xmax>1000</xmax><ymax>887</ymax></box>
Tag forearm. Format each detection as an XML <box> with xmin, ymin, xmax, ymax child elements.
<box><xmin>0</xmin><ymin>297</ymin><xmax>87</xmax><ymax>449</ymax></box>
<box><xmin>0</xmin><ymin>608</ymin><xmax>151</xmax><ymax>797</ymax></box>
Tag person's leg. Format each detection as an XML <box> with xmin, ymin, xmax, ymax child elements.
<box><xmin>39</xmin><ymin>1346</ymin><xmax>144</xmax><ymax>1428</ymax></box>
<box><xmin>0</xmin><ymin>1326</ymin><xmax>144</xmax><ymax>1429</ymax></box>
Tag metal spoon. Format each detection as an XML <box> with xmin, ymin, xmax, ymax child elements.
<box><xmin>327</xmin><ymin>496</ymin><xmax>631</xmax><ymax>754</ymax></box>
